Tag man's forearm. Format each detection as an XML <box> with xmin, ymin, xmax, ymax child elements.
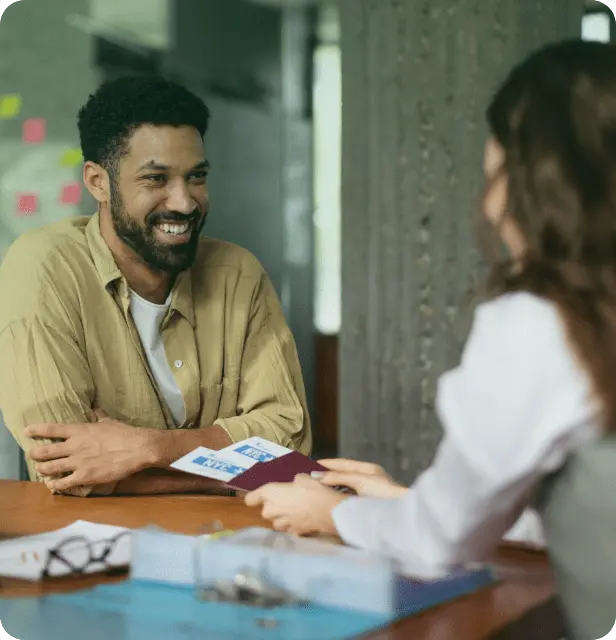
<box><xmin>99</xmin><ymin>468</ymin><xmax>233</xmax><ymax>496</ymax></box>
<box><xmin>85</xmin><ymin>425</ymin><xmax>234</xmax><ymax>497</ymax></box>
<box><xmin>148</xmin><ymin>424</ymin><xmax>233</xmax><ymax>468</ymax></box>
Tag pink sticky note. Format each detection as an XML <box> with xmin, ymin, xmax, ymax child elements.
<box><xmin>17</xmin><ymin>193</ymin><xmax>38</xmax><ymax>216</ymax></box>
<box><xmin>60</xmin><ymin>182</ymin><xmax>82</xmax><ymax>205</ymax></box>
<box><xmin>23</xmin><ymin>118</ymin><xmax>46</xmax><ymax>144</ymax></box>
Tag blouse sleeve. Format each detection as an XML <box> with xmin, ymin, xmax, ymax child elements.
<box><xmin>332</xmin><ymin>293</ymin><xmax>597</xmax><ymax>578</ymax></box>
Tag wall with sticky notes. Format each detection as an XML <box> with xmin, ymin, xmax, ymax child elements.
<box><xmin>0</xmin><ymin>94</ymin><xmax>22</xmax><ymax>119</ymax></box>
<box><xmin>0</xmin><ymin>0</ymin><xmax>100</xmax><ymax>480</ymax></box>
<box><xmin>0</xmin><ymin>0</ymin><xmax>98</xmax><ymax>262</ymax></box>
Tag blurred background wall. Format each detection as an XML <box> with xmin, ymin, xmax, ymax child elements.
<box><xmin>0</xmin><ymin>0</ymin><xmax>612</xmax><ymax>480</ymax></box>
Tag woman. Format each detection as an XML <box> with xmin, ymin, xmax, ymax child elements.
<box><xmin>246</xmin><ymin>40</ymin><xmax>616</xmax><ymax>639</ymax></box>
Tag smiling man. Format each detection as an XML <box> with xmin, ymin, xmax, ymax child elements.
<box><xmin>0</xmin><ymin>76</ymin><xmax>311</xmax><ymax>496</ymax></box>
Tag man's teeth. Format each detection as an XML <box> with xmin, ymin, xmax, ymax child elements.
<box><xmin>159</xmin><ymin>222</ymin><xmax>190</xmax><ymax>235</ymax></box>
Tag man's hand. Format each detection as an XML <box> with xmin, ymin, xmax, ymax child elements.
<box><xmin>245</xmin><ymin>474</ymin><xmax>346</xmax><ymax>536</ymax></box>
<box><xmin>24</xmin><ymin>415</ymin><xmax>160</xmax><ymax>492</ymax></box>
<box><xmin>314</xmin><ymin>458</ymin><xmax>407</xmax><ymax>499</ymax></box>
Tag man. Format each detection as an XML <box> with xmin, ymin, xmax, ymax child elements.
<box><xmin>0</xmin><ymin>76</ymin><xmax>311</xmax><ymax>497</ymax></box>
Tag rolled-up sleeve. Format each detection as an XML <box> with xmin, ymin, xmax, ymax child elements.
<box><xmin>0</xmin><ymin>318</ymin><xmax>107</xmax><ymax>497</ymax></box>
<box><xmin>214</xmin><ymin>274</ymin><xmax>312</xmax><ymax>455</ymax></box>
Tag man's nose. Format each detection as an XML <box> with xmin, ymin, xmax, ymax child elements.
<box><xmin>165</xmin><ymin>181</ymin><xmax>195</xmax><ymax>215</ymax></box>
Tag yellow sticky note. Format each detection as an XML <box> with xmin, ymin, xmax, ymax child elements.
<box><xmin>203</xmin><ymin>530</ymin><xmax>235</xmax><ymax>541</ymax></box>
<box><xmin>60</xmin><ymin>148</ymin><xmax>83</xmax><ymax>167</ymax></box>
<box><xmin>0</xmin><ymin>94</ymin><xmax>22</xmax><ymax>119</ymax></box>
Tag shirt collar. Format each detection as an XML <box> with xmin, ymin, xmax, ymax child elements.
<box><xmin>86</xmin><ymin>212</ymin><xmax>123</xmax><ymax>288</ymax></box>
<box><xmin>86</xmin><ymin>212</ymin><xmax>196</xmax><ymax>327</ymax></box>
<box><xmin>170</xmin><ymin>269</ymin><xmax>195</xmax><ymax>327</ymax></box>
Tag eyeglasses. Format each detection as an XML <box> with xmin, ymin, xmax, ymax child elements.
<box><xmin>42</xmin><ymin>530</ymin><xmax>131</xmax><ymax>578</ymax></box>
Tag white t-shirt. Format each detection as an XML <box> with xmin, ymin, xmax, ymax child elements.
<box><xmin>128</xmin><ymin>290</ymin><xmax>186</xmax><ymax>426</ymax></box>
<box><xmin>332</xmin><ymin>292</ymin><xmax>599</xmax><ymax>578</ymax></box>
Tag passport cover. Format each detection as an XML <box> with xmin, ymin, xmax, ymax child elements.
<box><xmin>228</xmin><ymin>451</ymin><xmax>327</xmax><ymax>491</ymax></box>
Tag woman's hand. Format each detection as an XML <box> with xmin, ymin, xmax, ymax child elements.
<box><xmin>245</xmin><ymin>474</ymin><xmax>346</xmax><ymax>536</ymax></box>
<box><xmin>314</xmin><ymin>458</ymin><xmax>407</xmax><ymax>498</ymax></box>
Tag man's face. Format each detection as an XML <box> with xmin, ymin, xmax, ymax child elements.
<box><xmin>109</xmin><ymin>124</ymin><xmax>209</xmax><ymax>274</ymax></box>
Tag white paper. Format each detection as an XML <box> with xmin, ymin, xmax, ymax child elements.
<box><xmin>228</xmin><ymin>527</ymin><xmax>383</xmax><ymax>562</ymax></box>
<box><xmin>131</xmin><ymin>527</ymin><xmax>199</xmax><ymax>585</ymax></box>
<box><xmin>131</xmin><ymin>526</ymin><xmax>382</xmax><ymax>587</ymax></box>
<box><xmin>170</xmin><ymin>438</ymin><xmax>292</xmax><ymax>483</ymax></box>
<box><xmin>0</xmin><ymin>520</ymin><xmax>130</xmax><ymax>581</ymax></box>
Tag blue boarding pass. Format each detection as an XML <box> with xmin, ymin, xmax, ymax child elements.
<box><xmin>218</xmin><ymin>437</ymin><xmax>292</xmax><ymax>465</ymax></box>
<box><xmin>170</xmin><ymin>446</ymin><xmax>242</xmax><ymax>482</ymax></box>
<box><xmin>170</xmin><ymin>438</ymin><xmax>292</xmax><ymax>483</ymax></box>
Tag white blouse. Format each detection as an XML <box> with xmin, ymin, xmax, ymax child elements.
<box><xmin>332</xmin><ymin>292</ymin><xmax>599</xmax><ymax>579</ymax></box>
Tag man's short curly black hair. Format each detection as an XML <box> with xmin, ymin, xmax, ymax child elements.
<box><xmin>77</xmin><ymin>75</ymin><xmax>210</xmax><ymax>172</ymax></box>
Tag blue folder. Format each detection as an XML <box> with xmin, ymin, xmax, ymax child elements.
<box><xmin>0</xmin><ymin>568</ymin><xmax>495</xmax><ymax>640</ymax></box>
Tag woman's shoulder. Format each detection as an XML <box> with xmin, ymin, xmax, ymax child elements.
<box><xmin>470</xmin><ymin>292</ymin><xmax>569</xmax><ymax>356</ymax></box>
<box><xmin>440</xmin><ymin>291</ymin><xmax>596</xmax><ymax>479</ymax></box>
<box><xmin>475</xmin><ymin>291</ymin><xmax>562</xmax><ymax>329</ymax></box>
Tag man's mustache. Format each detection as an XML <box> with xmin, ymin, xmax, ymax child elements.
<box><xmin>146</xmin><ymin>210</ymin><xmax>202</xmax><ymax>227</ymax></box>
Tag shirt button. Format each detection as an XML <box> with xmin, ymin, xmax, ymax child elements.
<box><xmin>174</xmin><ymin>360</ymin><xmax>183</xmax><ymax>369</ymax></box>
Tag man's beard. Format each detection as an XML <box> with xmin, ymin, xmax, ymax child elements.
<box><xmin>109</xmin><ymin>182</ymin><xmax>206</xmax><ymax>274</ymax></box>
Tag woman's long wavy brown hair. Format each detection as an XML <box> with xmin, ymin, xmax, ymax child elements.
<box><xmin>484</xmin><ymin>39</ymin><xmax>616</xmax><ymax>432</ymax></box>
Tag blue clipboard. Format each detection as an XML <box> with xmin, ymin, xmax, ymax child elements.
<box><xmin>0</xmin><ymin>568</ymin><xmax>495</xmax><ymax>640</ymax></box>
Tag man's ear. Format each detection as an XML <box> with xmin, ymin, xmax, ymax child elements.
<box><xmin>83</xmin><ymin>161</ymin><xmax>110</xmax><ymax>205</ymax></box>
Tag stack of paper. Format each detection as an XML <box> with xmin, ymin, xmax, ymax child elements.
<box><xmin>131</xmin><ymin>526</ymin><xmax>373</xmax><ymax>588</ymax></box>
<box><xmin>0</xmin><ymin>521</ymin><xmax>130</xmax><ymax>581</ymax></box>
<box><xmin>131</xmin><ymin>526</ymin><xmax>201</xmax><ymax>585</ymax></box>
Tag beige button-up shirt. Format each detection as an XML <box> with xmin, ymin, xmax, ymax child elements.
<box><xmin>0</xmin><ymin>214</ymin><xmax>311</xmax><ymax>494</ymax></box>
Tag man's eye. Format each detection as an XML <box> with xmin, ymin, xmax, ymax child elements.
<box><xmin>189</xmin><ymin>171</ymin><xmax>208</xmax><ymax>182</ymax></box>
<box><xmin>145</xmin><ymin>174</ymin><xmax>166</xmax><ymax>184</ymax></box>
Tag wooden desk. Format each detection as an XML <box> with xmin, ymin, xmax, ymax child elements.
<box><xmin>0</xmin><ymin>481</ymin><xmax>564</xmax><ymax>639</ymax></box>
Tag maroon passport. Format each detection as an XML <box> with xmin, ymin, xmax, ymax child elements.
<box><xmin>228</xmin><ymin>451</ymin><xmax>327</xmax><ymax>492</ymax></box>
